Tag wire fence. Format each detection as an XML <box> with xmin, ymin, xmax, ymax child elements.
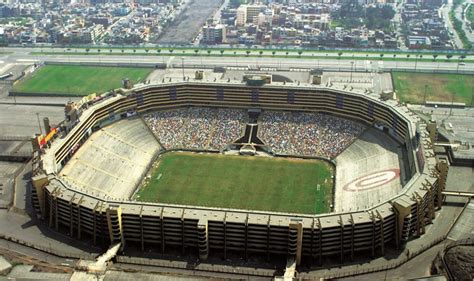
<box><xmin>298</xmin><ymin>235</ymin><xmax>448</xmax><ymax>279</ymax></box>
<box><xmin>116</xmin><ymin>255</ymin><xmax>276</xmax><ymax>277</ymax></box>
<box><xmin>0</xmin><ymin>233</ymin><xmax>96</xmax><ymax>260</ymax></box>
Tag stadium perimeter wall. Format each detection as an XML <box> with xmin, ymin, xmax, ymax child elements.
<box><xmin>31</xmin><ymin>82</ymin><xmax>447</xmax><ymax>265</ymax></box>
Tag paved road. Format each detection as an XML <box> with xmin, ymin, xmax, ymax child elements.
<box><xmin>0</xmin><ymin>104</ymin><xmax>65</xmax><ymax>136</ymax></box>
<box><xmin>6</xmin><ymin>46</ymin><xmax>474</xmax><ymax>60</ymax></box>
<box><xmin>441</xmin><ymin>0</ymin><xmax>464</xmax><ymax>49</ymax></box>
<box><xmin>2</xmin><ymin>50</ymin><xmax>472</xmax><ymax>73</ymax></box>
<box><xmin>458</xmin><ymin>2</ymin><xmax>474</xmax><ymax>43</ymax></box>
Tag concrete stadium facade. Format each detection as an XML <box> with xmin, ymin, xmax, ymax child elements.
<box><xmin>31</xmin><ymin>82</ymin><xmax>447</xmax><ymax>266</ymax></box>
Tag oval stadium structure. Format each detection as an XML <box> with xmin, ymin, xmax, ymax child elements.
<box><xmin>31</xmin><ymin>81</ymin><xmax>448</xmax><ymax>267</ymax></box>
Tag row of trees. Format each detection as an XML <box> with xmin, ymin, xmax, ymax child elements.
<box><xmin>81</xmin><ymin>48</ymin><xmax>305</xmax><ymax>57</ymax></box>
<box><xmin>80</xmin><ymin>48</ymin><xmax>467</xmax><ymax>61</ymax></box>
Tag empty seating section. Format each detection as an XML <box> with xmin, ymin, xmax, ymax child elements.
<box><xmin>59</xmin><ymin>119</ymin><xmax>160</xmax><ymax>200</ymax></box>
<box><xmin>334</xmin><ymin>128</ymin><xmax>403</xmax><ymax>212</ymax></box>
<box><xmin>144</xmin><ymin>108</ymin><xmax>246</xmax><ymax>150</ymax></box>
<box><xmin>259</xmin><ymin>111</ymin><xmax>366</xmax><ymax>158</ymax></box>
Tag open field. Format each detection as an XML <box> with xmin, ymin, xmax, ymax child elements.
<box><xmin>392</xmin><ymin>72</ymin><xmax>474</xmax><ymax>104</ymax></box>
<box><xmin>13</xmin><ymin>65</ymin><xmax>152</xmax><ymax>96</ymax></box>
<box><xmin>135</xmin><ymin>152</ymin><xmax>334</xmax><ymax>215</ymax></box>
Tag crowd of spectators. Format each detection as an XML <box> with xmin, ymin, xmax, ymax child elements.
<box><xmin>144</xmin><ymin>107</ymin><xmax>246</xmax><ymax>150</ymax></box>
<box><xmin>144</xmin><ymin>108</ymin><xmax>365</xmax><ymax>157</ymax></box>
<box><xmin>259</xmin><ymin>111</ymin><xmax>366</xmax><ymax>158</ymax></box>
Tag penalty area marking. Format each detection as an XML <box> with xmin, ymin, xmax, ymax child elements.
<box><xmin>343</xmin><ymin>169</ymin><xmax>400</xmax><ymax>192</ymax></box>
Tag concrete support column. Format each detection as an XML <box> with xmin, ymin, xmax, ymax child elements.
<box><xmin>32</xmin><ymin>174</ymin><xmax>49</xmax><ymax>218</ymax></box>
<box><xmin>414</xmin><ymin>192</ymin><xmax>425</xmax><ymax>236</ymax></box>
<box><xmin>106</xmin><ymin>205</ymin><xmax>124</xmax><ymax>248</ymax></box>
<box><xmin>349</xmin><ymin>214</ymin><xmax>354</xmax><ymax>261</ymax></box>
<box><xmin>139</xmin><ymin>206</ymin><xmax>144</xmax><ymax>251</ymax></box>
<box><xmin>376</xmin><ymin>210</ymin><xmax>385</xmax><ymax>256</ymax></box>
<box><xmin>289</xmin><ymin>220</ymin><xmax>303</xmax><ymax>266</ymax></box>
<box><xmin>392</xmin><ymin>199</ymin><xmax>412</xmax><ymax>248</ymax></box>
<box><xmin>317</xmin><ymin>218</ymin><xmax>322</xmax><ymax>265</ymax></box>
<box><xmin>160</xmin><ymin>208</ymin><xmax>165</xmax><ymax>254</ymax></box>
<box><xmin>69</xmin><ymin>194</ymin><xmax>76</xmax><ymax>236</ymax></box>
<box><xmin>339</xmin><ymin>215</ymin><xmax>344</xmax><ymax>263</ymax></box>
<box><xmin>77</xmin><ymin>197</ymin><xmax>83</xmax><ymax>239</ymax></box>
<box><xmin>197</xmin><ymin>219</ymin><xmax>209</xmax><ymax>261</ymax></box>
<box><xmin>223</xmin><ymin>212</ymin><xmax>227</xmax><ymax>260</ymax></box>
<box><xmin>244</xmin><ymin>214</ymin><xmax>248</xmax><ymax>261</ymax></box>
<box><xmin>436</xmin><ymin>160</ymin><xmax>449</xmax><ymax>209</ymax></box>
<box><xmin>181</xmin><ymin>209</ymin><xmax>185</xmax><ymax>255</ymax></box>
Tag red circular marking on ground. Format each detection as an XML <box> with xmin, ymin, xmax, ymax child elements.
<box><xmin>343</xmin><ymin>169</ymin><xmax>400</xmax><ymax>192</ymax></box>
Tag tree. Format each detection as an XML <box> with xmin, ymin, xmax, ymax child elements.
<box><xmin>338</xmin><ymin>52</ymin><xmax>343</xmax><ymax>59</ymax></box>
<box><xmin>379</xmin><ymin>54</ymin><xmax>384</xmax><ymax>59</ymax></box>
<box><xmin>145</xmin><ymin>49</ymin><xmax>149</xmax><ymax>54</ymax></box>
<box><xmin>246</xmin><ymin>50</ymin><xmax>251</xmax><ymax>56</ymax></box>
<box><xmin>133</xmin><ymin>49</ymin><xmax>136</xmax><ymax>54</ymax></box>
<box><xmin>393</xmin><ymin>54</ymin><xmax>396</xmax><ymax>58</ymax></box>
<box><xmin>121</xmin><ymin>49</ymin><xmax>124</xmax><ymax>54</ymax></box>
<box><xmin>259</xmin><ymin>50</ymin><xmax>263</xmax><ymax>56</ymax></box>
<box><xmin>156</xmin><ymin>49</ymin><xmax>161</xmax><ymax>54</ymax></box>
<box><xmin>298</xmin><ymin>50</ymin><xmax>303</xmax><ymax>56</ymax></box>
<box><xmin>285</xmin><ymin>51</ymin><xmax>289</xmax><ymax>56</ymax></box>
<box><xmin>85</xmin><ymin>48</ymin><xmax>90</xmax><ymax>54</ymax></box>
<box><xmin>220</xmin><ymin>49</ymin><xmax>224</xmax><ymax>55</ymax></box>
<box><xmin>109</xmin><ymin>49</ymin><xmax>112</xmax><ymax>54</ymax></box>
<box><xmin>233</xmin><ymin>51</ymin><xmax>237</xmax><ymax>55</ymax></box>
<box><xmin>432</xmin><ymin>54</ymin><xmax>438</xmax><ymax>61</ymax></box>
<box><xmin>207</xmin><ymin>50</ymin><xmax>211</xmax><ymax>55</ymax></box>
<box><xmin>97</xmin><ymin>49</ymin><xmax>101</xmax><ymax>54</ymax></box>
<box><xmin>169</xmin><ymin>49</ymin><xmax>174</xmax><ymax>53</ymax></box>
<box><xmin>446</xmin><ymin>54</ymin><xmax>453</xmax><ymax>60</ymax></box>
<box><xmin>194</xmin><ymin>49</ymin><xmax>199</xmax><ymax>55</ymax></box>
<box><xmin>407</xmin><ymin>54</ymin><xmax>410</xmax><ymax>59</ymax></box>
<box><xmin>272</xmin><ymin>51</ymin><xmax>276</xmax><ymax>56</ymax></box>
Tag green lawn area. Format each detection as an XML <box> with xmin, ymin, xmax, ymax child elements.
<box><xmin>393</xmin><ymin>72</ymin><xmax>474</xmax><ymax>104</ymax></box>
<box><xmin>135</xmin><ymin>152</ymin><xmax>334</xmax><ymax>215</ymax></box>
<box><xmin>13</xmin><ymin>65</ymin><xmax>152</xmax><ymax>96</ymax></box>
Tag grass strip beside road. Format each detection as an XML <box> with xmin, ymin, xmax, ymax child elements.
<box><xmin>30</xmin><ymin>51</ymin><xmax>473</xmax><ymax>64</ymax></box>
<box><xmin>44</xmin><ymin>44</ymin><xmax>474</xmax><ymax>56</ymax></box>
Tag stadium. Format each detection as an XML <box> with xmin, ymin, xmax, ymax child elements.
<box><xmin>31</xmin><ymin>81</ymin><xmax>447</xmax><ymax>267</ymax></box>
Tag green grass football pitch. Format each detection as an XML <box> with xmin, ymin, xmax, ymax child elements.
<box><xmin>135</xmin><ymin>152</ymin><xmax>334</xmax><ymax>215</ymax></box>
<box><xmin>392</xmin><ymin>72</ymin><xmax>474</xmax><ymax>105</ymax></box>
<box><xmin>13</xmin><ymin>65</ymin><xmax>152</xmax><ymax>96</ymax></box>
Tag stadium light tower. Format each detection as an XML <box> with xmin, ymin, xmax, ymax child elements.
<box><xmin>423</xmin><ymin>85</ymin><xmax>428</xmax><ymax>104</ymax></box>
<box><xmin>449</xmin><ymin>91</ymin><xmax>455</xmax><ymax>117</ymax></box>
<box><xmin>36</xmin><ymin>112</ymin><xmax>43</xmax><ymax>135</ymax></box>
<box><xmin>350</xmin><ymin>61</ymin><xmax>354</xmax><ymax>83</ymax></box>
<box><xmin>181</xmin><ymin>57</ymin><xmax>185</xmax><ymax>81</ymax></box>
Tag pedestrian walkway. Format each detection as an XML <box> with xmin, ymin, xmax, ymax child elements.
<box><xmin>0</xmin><ymin>210</ymin><xmax>100</xmax><ymax>259</ymax></box>
<box><xmin>299</xmin><ymin>195</ymin><xmax>469</xmax><ymax>279</ymax></box>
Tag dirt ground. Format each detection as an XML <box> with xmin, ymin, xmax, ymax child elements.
<box><xmin>444</xmin><ymin>245</ymin><xmax>474</xmax><ymax>280</ymax></box>
<box><xmin>157</xmin><ymin>0</ymin><xmax>223</xmax><ymax>44</ymax></box>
